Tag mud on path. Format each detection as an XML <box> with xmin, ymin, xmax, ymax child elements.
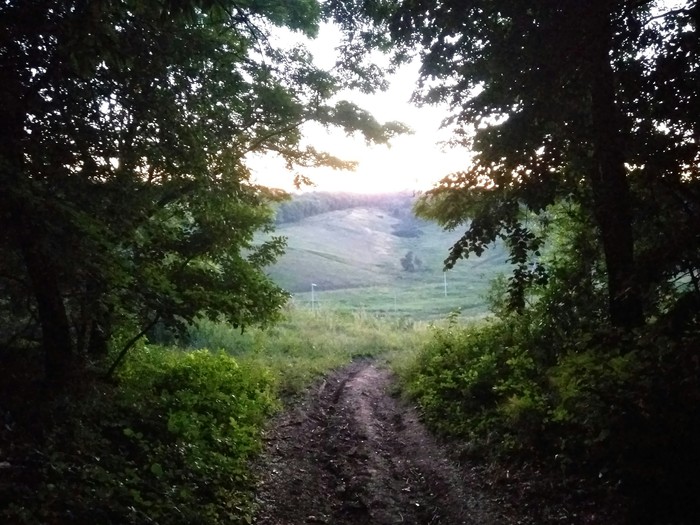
<box><xmin>253</xmin><ymin>360</ymin><xmax>508</xmax><ymax>525</ymax></box>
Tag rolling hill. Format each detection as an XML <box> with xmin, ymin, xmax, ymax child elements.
<box><xmin>263</xmin><ymin>195</ymin><xmax>509</xmax><ymax>320</ymax></box>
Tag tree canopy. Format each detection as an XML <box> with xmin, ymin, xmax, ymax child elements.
<box><xmin>0</xmin><ymin>0</ymin><xmax>406</xmax><ymax>385</ymax></box>
<box><xmin>352</xmin><ymin>0</ymin><xmax>699</xmax><ymax>328</ymax></box>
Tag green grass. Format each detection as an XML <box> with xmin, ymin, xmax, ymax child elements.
<box><xmin>263</xmin><ymin>206</ymin><xmax>508</xmax><ymax>320</ymax></box>
<box><xmin>187</xmin><ymin>306</ymin><xmax>432</xmax><ymax>396</ymax></box>
<box><xmin>293</xmin><ymin>280</ymin><xmax>495</xmax><ymax>320</ymax></box>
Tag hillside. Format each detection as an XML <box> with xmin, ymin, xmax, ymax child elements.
<box><xmin>264</xmin><ymin>196</ymin><xmax>508</xmax><ymax>319</ymax></box>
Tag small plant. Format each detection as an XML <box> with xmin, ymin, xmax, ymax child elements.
<box><xmin>2</xmin><ymin>346</ymin><xmax>277</xmax><ymax>524</ymax></box>
<box><xmin>399</xmin><ymin>318</ymin><xmax>545</xmax><ymax>451</ymax></box>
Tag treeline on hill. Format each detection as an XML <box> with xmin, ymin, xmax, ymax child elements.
<box><xmin>274</xmin><ymin>191</ymin><xmax>419</xmax><ymax>224</ymax></box>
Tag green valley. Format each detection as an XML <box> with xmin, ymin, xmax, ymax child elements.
<box><xmin>264</xmin><ymin>193</ymin><xmax>509</xmax><ymax>319</ymax></box>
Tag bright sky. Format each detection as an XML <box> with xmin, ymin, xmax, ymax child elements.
<box><xmin>249</xmin><ymin>24</ymin><xmax>471</xmax><ymax>194</ymax></box>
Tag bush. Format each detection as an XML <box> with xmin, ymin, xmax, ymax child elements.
<box><xmin>117</xmin><ymin>347</ymin><xmax>278</xmax><ymax>523</ymax></box>
<box><xmin>2</xmin><ymin>346</ymin><xmax>277</xmax><ymax>524</ymax></box>
<box><xmin>400</xmin><ymin>309</ymin><xmax>700</xmax><ymax>521</ymax></box>
<box><xmin>400</xmin><ymin>318</ymin><xmax>547</xmax><ymax>455</ymax></box>
<box><xmin>547</xmin><ymin>347</ymin><xmax>644</xmax><ymax>472</ymax></box>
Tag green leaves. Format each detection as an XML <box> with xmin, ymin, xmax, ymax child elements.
<box><xmin>149</xmin><ymin>462</ymin><xmax>164</xmax><ymax>477</ymax></box>
<box><xmin>365</xmin><ymin>0</ymin><xmax>699</xmax><ymax>327</ymax></box>
<box><xmin>1</xmin><ymin>345</ymin><xmax>278</xmax><ymax>523</ymax></box>
<box><xmin>1</xmin><ymin>0</ymin><xmax>410</xmax><ymax>379</ymax></box>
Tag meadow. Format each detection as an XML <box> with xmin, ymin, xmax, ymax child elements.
<box><xmin>186</xmin><ymin>307</ymin><xmax>433</xmax><ymax>396</ymax></box>
<box><xmin>266</xmin><ymin>204</ymin><xmax>508</xmax><ymax>320</ymax></box>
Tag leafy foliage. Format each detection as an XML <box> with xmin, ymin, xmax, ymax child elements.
<box><xmin>360</xmin><ymin>2</ymin><xmax>700</xmax><ymax>515</ymax></box>
<box><xmin>401</xmin><ymin>317</ymin><xmax>546</xmax><ymax>452</ymax></box>
<box><xmin>352</xmin><ymin>0</ymin><xmax>700</xmax><ymax>329</ymax></box>
<box><xmin>1</xmin><ymin>346</ymin><xmax>277</xmax><ymax>524</ymax></box>
<box><xmin>0</xmin><ymin>0</ymin><xmax>406</xmax><ymax>385</ymax></box>
<box><xmin>401</xmin><ymin>275</ymin><xmax>700</xmax><ymax>521</ymax></box>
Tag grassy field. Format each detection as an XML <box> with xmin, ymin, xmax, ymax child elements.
<box><xmin>265</xmin><ymin>206</ymin><xmax>508</xmax><ymax>320</ymax></box>
<box><xmin>187</xmin><ymin>307</ymin><xmax>432</xmax><ymax>396</ymax></box>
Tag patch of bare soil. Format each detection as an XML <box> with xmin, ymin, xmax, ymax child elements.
<box><xmin>253</xmin><ymin>360</ymin><xmax>504</xmax><ymax>524</ymax></box>
<box><xmin>253</xmin><ymin>360</ymin><xmax>624</xmax><ymax>525</ymax></box>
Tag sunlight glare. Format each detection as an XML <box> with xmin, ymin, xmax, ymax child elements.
<box><xmin>250</xmin><ymin>24</ymin><xmax>470</xmax><ymax>194</ymax></box>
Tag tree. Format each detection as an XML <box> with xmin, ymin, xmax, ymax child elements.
<box><xmin>400</xmin><ymin>251</ymin><xmax>416</xmax><ymax>272</ymax></box>
<box><xmin>0</xmin><ymin>0</ymin><xmax>406</xmax><ymax>385</ymax></box>
<box><xmin>352</xmin><ymin>0</ymin><xmax>699</xmax><ymax>329</ymax></box>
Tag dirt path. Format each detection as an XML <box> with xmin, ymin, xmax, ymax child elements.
<box><xmin>253</xmin><ymin>360</ymin><xmax>509</xmax><ymax>525</ymax></box>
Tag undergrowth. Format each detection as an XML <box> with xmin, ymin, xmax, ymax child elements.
<box><xmin>2</xmin><ymin>345</ymin><xmax>276</xmax><ymax>524</ymax></box>
<box><xmin>398</xmin><ymin>309</ymin><xmax>700</xmax><ymax>522</ymax></box>
<box><xmin>185</xmin><ymin>307</ymin><xmax>430</xmax><ymax>396</ymax></box>
<box><xmin>1</xmin><ymin>306</ymin><xmax>428</xmax><ymax>523</ymax></box>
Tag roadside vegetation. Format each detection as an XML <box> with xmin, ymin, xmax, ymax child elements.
<box><xmin>1</xmin><ymin>308</ymin><xmax>429</xmax><ymax>524</ymax></box>
<box><xmin>395</xmin><ymin>208</ymin><xmax>700</xmax><ymax>523</ymax></box>
<box><xmin>399</xmin><ymin>310</ymin><xmax>700</xmax><ymax>522</ymax></box>
<box><xmin>2</xmin><ymin>346</ymin><xmax>278</xmax><ymax>524</ymax></box>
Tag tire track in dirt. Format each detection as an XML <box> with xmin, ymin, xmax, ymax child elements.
<box><xmin>253</xmin><ymin>360</ymin><xmax>506</xmax><ymax>524</ymax></box>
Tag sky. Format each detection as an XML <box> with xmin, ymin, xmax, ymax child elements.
<box><xmin>249</xmin><ymin>24</ymin><xmax>471</xmax><ymax>194</ymax></box>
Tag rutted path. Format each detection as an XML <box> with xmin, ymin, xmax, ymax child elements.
<box><xmin>253</xmin><ymin>360</ymin><xmax>507</xmax><ymax>524</ymax></box>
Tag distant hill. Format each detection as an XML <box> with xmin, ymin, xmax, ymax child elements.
<box><xmin>274</xmin><ymin>191</ymin><xmax>417</xmax><ymax>225</ymax></box>
<box><xmin>264</xmin><ymin>193</ymin><xmax>509</xmax><ymax>320</ymax></box>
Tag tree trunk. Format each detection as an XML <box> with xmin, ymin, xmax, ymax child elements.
<box><xmin>20</xmin><ymin>234</ymin><xmax>75</xmax><ymax>386</ymax></box>
<box><xmin>1</xmin><ymin>62</ymin><xmax>75</xmax><ymax>385</ymax></box>
<box><xmin>587</xmin><ymin>3</ymin><xmax>644</xmax><ymax>329</ymax></box>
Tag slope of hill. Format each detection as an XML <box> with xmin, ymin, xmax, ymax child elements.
<box><xmin>264</xmin><ymin>197</ymin><xmax>509</xmax><ymax>320</ymax></box>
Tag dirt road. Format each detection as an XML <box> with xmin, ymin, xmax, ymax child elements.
<box><xmin>253</xmin><ymin>360</ymin><xmax>508</xmax><ymax>524</ymax></box>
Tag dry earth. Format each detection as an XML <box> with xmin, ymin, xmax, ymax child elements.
<box><xmin>253</xmin><ymin>360</ymin><xmax>622</xmax><ymax>525</ymax></box>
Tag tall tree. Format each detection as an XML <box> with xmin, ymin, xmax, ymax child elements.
<box><xmin>350</xmin><ymin>0</ymin><xmax>698</xmax><ymax>328</ymax></box>
<box><xmin>0</xmin><ymin>0</ymin><xmax>405</xmax><ymax>385</ymax></box>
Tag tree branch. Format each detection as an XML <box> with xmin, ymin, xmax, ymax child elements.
<box><xmin>105</xmin><ymin>313</ymin><xmax>161</xmax><ymax>379</ymax></box>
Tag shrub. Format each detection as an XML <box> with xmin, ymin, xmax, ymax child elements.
<box><xmin>547</xmin><ymin>347</ymin><xmax>644</xmax><ymax>473</ymax></box>
<box><xmin>400</xmin><ymin>318</ymin><xmax>547</xmax><ymax>455</ymax></box>
<box><xmin>115</xmin><ymin>347</ymin><xmax>279</xmax><ymax>522</ymax></box>
<box><xmin>2</xmin><ymin>346</ymin><xmax>277</xmax><ymax>524</ymax></box>
<box><xmin>400</xmin><ymin>309</ymin><xmax>700</xmax><ymax>521</ymax></box>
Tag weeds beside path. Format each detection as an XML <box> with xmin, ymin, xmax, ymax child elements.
<box><xmin>253</xmin><ymin>359</ymin><xmax>507</xmax><ymax>524</ymax></box>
